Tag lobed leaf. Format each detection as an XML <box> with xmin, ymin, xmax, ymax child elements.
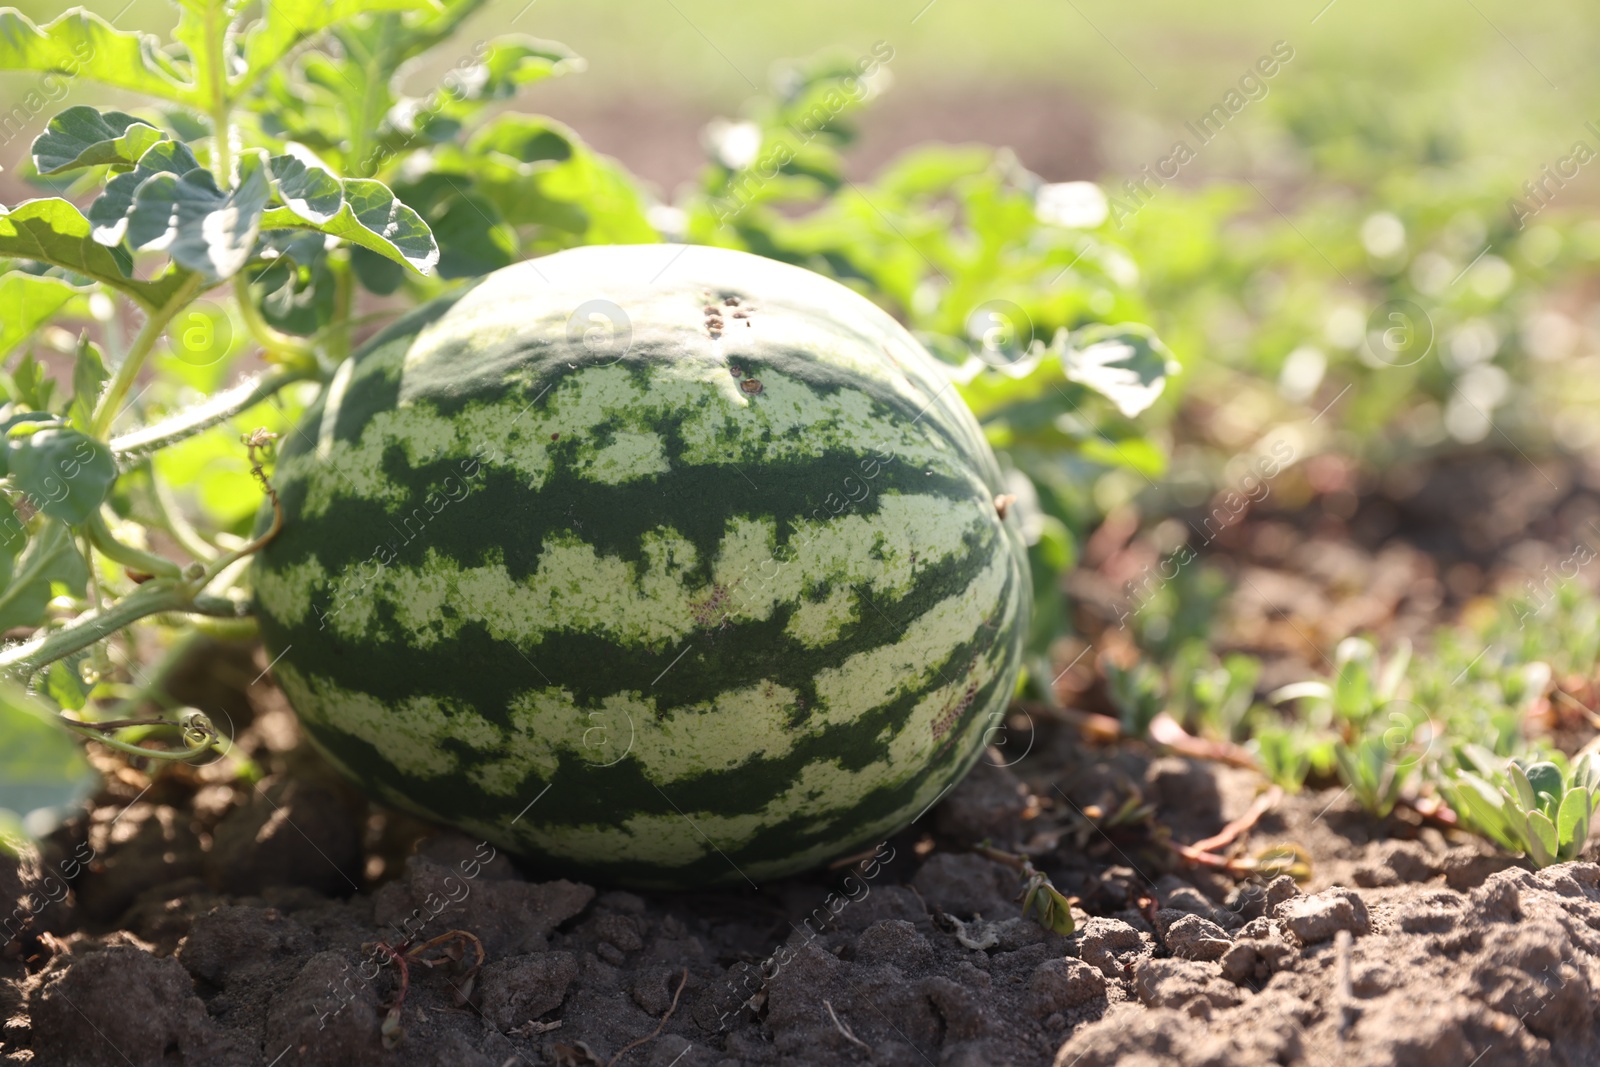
<box><xmin>467</xmin><ymin>37</ymin><xmax>584</xmax><ymax>99</ymax></box>
<box><xmin>170</xmin><ymin>0</ymin><xmax>242</xmax><ymax>115</ymax></box>
<box><xmin>0</xmin><ymin>198</ymin><xmax>195</xmax><ymax>310</ymax></box>
<box><xmin>7</xmin><ymin>426</ymin><xmax>118</xmax><ymax>526</ymax></box>
<box><xmin>240</xmin><ymin>0</ymin><xmax>441</xmax><ymax>80</ymax></box>
<box><xmin>267</xmin><ymin>154</ymin><xmax>344</xmax><ymax>224</ymax></box>
<box><xmin>1065</xmin><ymin>324</ymin><xmax>1178</xmax><ymax>420</ymax></box>
<box><xmin>125</xmin><ymin>155</ymin><xmax>272</xmax><ymax>282</ymax></box>
<box><xmin>261</xmin><ymin>176</ymin><xmax>438</xmax><ymax>274</ymax></box>
<box><xmin>88</xmin><ymin>140</ymin><xmax>203</xmax><ymax>247</ymax></box>
<box><xmin>0</xmin><ymin>8</ymin><xmax>194</xmax><ymax>104</ymax></box>
<box><xmin>31</xmin><ymin>106</ymin><xmax>166</xmax><ymax>175</ymax></box>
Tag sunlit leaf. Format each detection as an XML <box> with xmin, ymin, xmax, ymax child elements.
<box><xmin>32</xmin><ymin>106</ymin><xmax>167</xmax><ymax>175</ymax></box>
<box><xmin>0</xmin><ymin>9</ymin><xmax>194</xmax><ymax>104</ymax></box>
<box><xmin>1065</xmin><ymin>324</ymin><xmax>1178</xmax><ymax>419</ymax></box>
<box><xmin>88</xmin><ymin>140</ymin><xmax>203</xmax><ymax>246</ymax></box>
<box><xmin>267</xmin><ymin>153</ymin><xmax>344</xmax><ymax>224</ymax></box>
<box><xmin>1558</xmin><ymin>786</ymin><xmax>1590</xmax><ymax>857</ymax></box>
<box><xmin>0</xmin><ymin>198</ymin><xmax>194</xmax><ymax>310</ymax></box>
<box><xmin>44</xmin><ymin>657</ymin><xmax>88</xmax><ymax>712</ymax></box>
<box><xmin>0</xmin><ymin>273</ymin><xmax>82</xmax><ymax>359</ymax></box>
<box><xmin>261</xmin><ymin>176</ymin><xmax>438</xmax><ymax>274</ymax></box>
<box><xmin>468</xmin><ymin>37</ymin><xmax>583</xmax><ymax>98</ymax></box>
<box><xmin>126</xmin><ymin>154</ymin><xmax>272</xmax><ymax>282</ymax></box>
<box><xmin>240</xmin><ymin>0</ymin><xmax>442</xmax><ymax>80</ymax></box>
<box><xmin>1526</xmin><ymin>808</ymin><xmax>1559</xmax><ymax>864</ymax></box>
<box><xmin>0</xmin><ymin>521</ymin><xmax>87</xmax><ymax>633</ymax></box>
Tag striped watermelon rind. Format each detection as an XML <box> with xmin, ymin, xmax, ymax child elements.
<box><xmin>253</xmin><ymin>245</ymin><xmax>1029</xmax><ymax>888</ymax></box>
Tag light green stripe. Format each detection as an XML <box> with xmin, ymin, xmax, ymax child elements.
<box><xmin>278</xmin><ymin>542</ymin><xmax>1014</xmax><ymax>809</ymax></box>
<box><xmin>278</xmin><ymin>362</ymin><xmax>959</xmax><ymax>519</ymax></box>
<box><xmin>307</xmin><ymin>492</ymin><xmax>987</xmax><ymax>650</ymax></box>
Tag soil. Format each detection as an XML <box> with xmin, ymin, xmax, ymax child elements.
<box><xmin>5</xmin><ymin>454</ymin><xmax>1600</xmax><ymax>1067</ymax></box>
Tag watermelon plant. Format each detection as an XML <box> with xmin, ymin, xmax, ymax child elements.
<box><xmin>0</xmin><ymin>0</ymin><xmax>1176</xmax><ymax>883</ymax></box>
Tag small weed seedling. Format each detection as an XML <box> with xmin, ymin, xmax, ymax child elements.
<box><xmin>1440</xmin><ymin>748</ymin><xmax>1600</xmax><ymax>869</ymax></box>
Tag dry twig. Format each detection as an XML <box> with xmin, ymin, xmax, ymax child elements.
<box><xmin>1148</xmin><ymin>712</ymin><xmax>1262</xmax><ymax>770</ymax></box>
<box><xmin>1185</xmin><ymin>787</ymin><xmax>1283</xmax><ymax>856</ymax></box>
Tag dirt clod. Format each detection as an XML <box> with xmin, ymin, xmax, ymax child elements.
<box><xmin>1277</xmin><ymin>887</ymin><xmax>1370</xmax><ymax>944</ymax></box>
<box><xmin>28</xmin><ymin>940</ymin><xmax>233</xmax><ymax>1066</ymax></box>
<box><xmin>206</xmin><ymin>778</ymin><xmax>362</xmax><ymax>898</ymax></box>
<box><xmin>910</xmin><ymin>852</ymin><xmax>1021</xmax><ymax>919</ymax></box>
<box><xmin>1164</xmin><ymin>914</ymin><xmax>1233</xmax><ymax>962</ymax></box>
<box><xmin>1026</xmin><ymin>957</ymin><xmax>1106</xmax><ymax>1016</ymax></box>
<box><xmin>480</xmin><ymin>951</ymin><xmax>579</xmax><ymax>1029</ymax></box>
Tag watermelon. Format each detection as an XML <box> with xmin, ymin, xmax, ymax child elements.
<box><xmin>253</xmin><ymin>245</ymin><xmax>1030</xmax><ymax>888</ymax></box>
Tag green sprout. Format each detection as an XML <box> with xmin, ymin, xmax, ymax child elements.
<box><xmin>977</xmin><ymin>844</ymin><xmax>1075</xmax><ymax>935</ymax></box>
<box><xmin>1440</xmin><ymin>748</ymin><xmax>1600</xmax><ymax>869</ymax></box>
<box><xmin>1104</xmin><ymin>658</ymin><xmax>1166</xmax><ymax>736</ymax></box>
<box><xmin>1269</xmin><ymin>637</ymin><xmax>1435</xmax><ymax>814</ymax></box>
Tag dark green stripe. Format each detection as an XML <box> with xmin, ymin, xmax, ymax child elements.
<box><xmin>292</xmin><ymin>560</ymin><xmax>1020</xmax><ymax>844</ymax></box>
<box><xmin>260</xmin><ymin>447</ymin><xmax>984</xmax><ymax>595</ymax></box>
<box><xmin>258</xmin><ymin>513</ymin><xmax>1001</xmax><ymax>726</ymax></box>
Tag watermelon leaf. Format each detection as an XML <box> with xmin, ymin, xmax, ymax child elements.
<box><xmin>469</xmin><ymin>37</ymin><xmax>584</xmax><ymax>99</ymax></box>
<box><xmin>0</xmin><ymin>198</ymin><xmax>196</xmax><ymax>311</ymax></box>
<box><xmin>31</xmin><ymin>107</ymin><xmax>167</xmax><ymax>175</ymax></box>
<box><xmin>1065</xmin><ymin>323</ymin><xmax>1177</xmax><ymax>419</ymax></box>
<box><xmin>0</xmin><ymin>9</ymin><xmax>194</xmax><ymax>105</ymax></box>
<box><xmin>7</xmin><ymin>427</ymin><xmax>118</xmax><ymax>526</ymax></box>
<box><xmin>261</xmin><ymin>176</ymin><xmax>438</xmax><ymax>274</ymax></box>
<box><xmin>0</xmin><ymin>683</ymin><xmax>96</xmax><ymax>840</ymax></box>
<box><xmin>88</xmin><ymin>140</ymin><xmax>204</xmax><ymax>247</ymax></box>
<box><xmin>125</xmin><ymin>154</ymin><xmax>272</xmax><ymax>283</ymax></box>
<box><xmin>0</xmin><ymin>521</ymin><xmax>88</xmax><ymax>634</ymax></box>
<box><xmin>267</xmin><ymin>154</ymin><xmax>345</xmax><ymax>225</ymax></box>
<box><xmin>69</xmin><ymin>335</ymin><xmax>109</xmax><ymax>433</ymax></box>
<box><xmin>240</xmin><ymin>0</ymin><xmax>442</xmax><ymax>80</ymax></box>
<box><xmin>0</xmin><ymin>274</ymin><xmax>82</xmax><ymax>360</ymax></box>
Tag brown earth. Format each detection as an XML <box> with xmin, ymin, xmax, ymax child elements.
<box><xmin>4</xmin><ymin>694</ymin><xmax>1598</xmax><ymax>1067</ymax></box>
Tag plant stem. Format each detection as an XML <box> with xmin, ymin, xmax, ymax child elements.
<box><xmin>233</xmin><ymin>276</ymin><xmax>315</xmax><ymax>367</ymax></box>
<box><xmin>0</xmin><ymin>582</ymin><xmax>243</xmax><ymax>681</ymax></box>
<box><xmin>206</xmin><ymin>1</ymin><xmax>232</xmax><ymax>185</ymax></box>
<box><xmin>110</xmin><ymin>367</ymin><xmax>312</xmax><ymax>461</ymax></box>
<box><xmin>91</xmin><ymin>274</ymin><xmax>205</xmax><ymax>440</ymax></box>
<box><xmin>86</xmin><ymin>511</ymin><xmax>183</xmax><ymax>580</ymax></box>
<box><xmin>146</xmin><ymin>474</ymin><xmax>218</xmax><ymax>563</ymax></box>
<box><xmin>60</xmin><ymin>718</ymin><xmax>216</xmax><ymax>761</ymax></box>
